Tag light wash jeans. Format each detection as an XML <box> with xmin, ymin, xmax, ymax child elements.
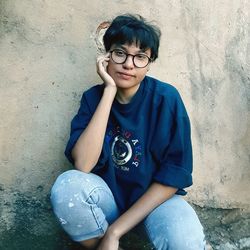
<box><xmin>50</xmin><ymin>170</ymin><xmax>206</xmax><ymax>250</ymax></box>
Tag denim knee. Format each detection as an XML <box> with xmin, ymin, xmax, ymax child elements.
<box><xmin>166</xmin><ymin>225</ymin><xmax>205</xmax><ymax>250</ymax></box>
<box><xmin>151</xmin><ymin>232</ymin><xmax>205</xmax><ymax>250</ymax></box>
<box><xmin>50</xmin><ymin>170</ymin><xmax>118</xmax><ymax>242</ymax></box>
<box><xmin>143</xmin><ymin>195</ymin><xmax>206</xmax><ymax>250</ymax></box>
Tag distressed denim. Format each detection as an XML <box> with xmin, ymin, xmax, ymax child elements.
<box><xmin>50</xmin><ymin>170</ymin><xmax>206</xmax><ymax>250</ymax></box>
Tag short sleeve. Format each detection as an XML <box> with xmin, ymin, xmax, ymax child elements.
<box><xmin>64</xmin><ymin>93</ymin><xmax>92</xmax><ymax>164</ymax></box>
<box><xmin>153</xmin><ymin>89</ymin><xmax>193</xmax><ymax>190</ymax></box>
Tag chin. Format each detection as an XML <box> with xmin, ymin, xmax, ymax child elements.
<box><xmin>115</xmin><ymin>81</ymin><xmax>136</xmax><ymax>89</ymax></box>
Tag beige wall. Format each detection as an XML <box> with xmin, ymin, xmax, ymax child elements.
<box><xmin>0</xmin><ymin>0</ymin><xmax>249</xmax><ymax>220</ymax></box>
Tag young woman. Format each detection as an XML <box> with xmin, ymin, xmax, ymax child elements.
<box><xmin>51</xmin><ymin>14</ymin><xmax>206</xmax><ymax>250</ymax></box>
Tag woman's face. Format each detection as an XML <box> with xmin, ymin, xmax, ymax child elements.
<box><xmin>107</xmin><ymin>43</ymin><xmax>151</xmax><ymax>91</ymax></box>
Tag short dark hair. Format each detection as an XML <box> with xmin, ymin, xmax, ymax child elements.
<box><xmin>103</xmin><ymin>14</ymin><xmax>161</xmax><ymax>61</ymax></box>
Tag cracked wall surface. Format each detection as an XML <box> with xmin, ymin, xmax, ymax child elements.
<box><xmin>0</xmin><ymin>0</ymin><xmax>249</xmax><ymax>247</ymax></box>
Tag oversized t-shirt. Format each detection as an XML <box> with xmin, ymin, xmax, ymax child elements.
<box><xmin>65</xmin><ymin>75</ymin><xmax>193</xmax><ymax>212</ymax></box>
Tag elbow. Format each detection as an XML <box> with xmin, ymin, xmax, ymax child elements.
<box><xmin>71</xmin><ymin>147</ymin><xmax>98</xmax><ymax>173</ymax></box>
<box><xmin>73</xmin><ymin>157</ymin><xmax>95</xmax><ymax>174</ymax></box>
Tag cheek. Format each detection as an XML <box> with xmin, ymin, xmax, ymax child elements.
<box><xmin>138</xmin><ymin>69</ymin><xmax>149</xmax><ymax>78</ymax></box>
<box><xmin>107</xmin><ymin>62</ymin><xmax>115</xmax><ymax>75</ymax></box>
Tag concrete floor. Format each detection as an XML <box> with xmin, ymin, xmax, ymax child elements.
<box><xmin>0</xmin><ymin>192</ymin><xmax>249</xmax><ymax>250</ymax></box>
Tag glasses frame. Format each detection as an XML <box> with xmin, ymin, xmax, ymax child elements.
<box><xmin>110</xmin><ymin>49</ymin><xmax>152</xmax><ymax>68</ymax></box>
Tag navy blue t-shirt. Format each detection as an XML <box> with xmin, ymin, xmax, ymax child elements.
<box><xmin>65</xmin><ymin>76</ymin><xmax>193</xmax><ymax>212</ymax></box>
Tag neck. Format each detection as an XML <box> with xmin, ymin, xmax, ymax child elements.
<box><xmin>116</xmin><ymin>84</ymin><xmax>140</xmax><ymax>104</ymax></box>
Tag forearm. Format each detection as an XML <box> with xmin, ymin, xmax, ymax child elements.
<box><xmin>72</xmin><ymin>86</ymin><xmax>116</xmax><ymax>172</ymax></box>
<box><xmin>108</xmin><ymin>183</ymin><xmax>177</xmax><ymax>238</ymax></box>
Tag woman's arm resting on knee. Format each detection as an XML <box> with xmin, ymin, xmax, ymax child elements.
<box><xmin>97</xmin><ymin>183</ymin><xmax>177</xmax><ymax>250</ymax></box>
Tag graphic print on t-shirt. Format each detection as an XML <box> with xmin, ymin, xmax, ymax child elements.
<box><xmin>106</xmin><ymin>126</ymin><xmax>142</xmax><ymax>172</ymax></box>
<box><xmin>111</xmin><ymin>135</ymin><xmax>132</xmax><ymax>165</ymax></box>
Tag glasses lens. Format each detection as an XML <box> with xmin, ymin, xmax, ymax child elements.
<box><xmin>134</xmin><ymin>54</ymin><xmax>150</xmax><ymax>68</ymax></box>
<box><xmin>111</xmin><ymin>50</ymin><xmax>150</xmax><ymax>68</ymax></box>
<box><xmin>111</xmin><ymin>50</ymin><xmax>126</xmax><ymax>64</ymax></box>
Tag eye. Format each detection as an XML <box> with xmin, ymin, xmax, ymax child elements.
<box><xmin>135</xmin><ymin>54</ymin><xmax>148</xmax><ymax>61</ymax></box>
<box><xmin>114</xmin><ymin>50</ymin><xmax>126</xmax><ymax>57</ymax></box>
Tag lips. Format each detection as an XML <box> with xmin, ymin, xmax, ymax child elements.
<box><xmin>117</xmin><ymin>72</ymin><xmax>135</xmax><ymax>80</ymax></box>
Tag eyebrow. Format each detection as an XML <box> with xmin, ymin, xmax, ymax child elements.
<box><xmin>116</xmin><ymin>45</ymin><xmax>147</xmax><ymax>54</ymax></box>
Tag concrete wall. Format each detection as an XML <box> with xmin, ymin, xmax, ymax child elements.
<box><xmin>0</xmin><ymin>0</ymin><xmax>249</xmax><ymax>246</ymax></box>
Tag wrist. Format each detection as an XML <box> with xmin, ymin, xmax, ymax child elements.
<box><xmin>105</xmin><ymin>83</ymin><xmax>117</xmax><ymax>90</ymax></box>
<box><xmin>104</xmin><ymin>84</ymin><xmax>117</xmax><ymax>96</ymax></box>
<box><xmin>107</xmin><ymin>224</ymin><xmax>122</xmax><ymax>240</ymax></box>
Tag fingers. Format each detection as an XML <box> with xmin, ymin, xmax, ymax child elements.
<box><xmin>97</xmin><ymin>52</ymin><xmax>110</xmax><ymax>64</ymax></box>
<box><xmin>97</xmin><ymin>52</ymin><xmax>110</xmax><ymax>74</ymax></box>
<box><xmin>96</xmin><ymin>53</ymin><xmax>116</xmax><ymax>87</ymax></box>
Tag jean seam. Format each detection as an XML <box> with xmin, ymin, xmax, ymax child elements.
<box><xmin>90</xmin><ymin>204</ymin><xmax>106</xmax><ymax>234</ymax></box>
<box><xmin>84</xmin><ymin>187</ymin><xmax>114</xmax><ymax>234</ymax></box>
<box><xmin>85</xmin><ymin>187</ymin><xmax>115</xmax><ymax>204</ymax></box>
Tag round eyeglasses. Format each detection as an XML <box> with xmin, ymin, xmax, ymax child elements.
<box><xmin>110</xmin><ymin>49</ymin><xmax>151</xmax><ymax>68</ymax></box>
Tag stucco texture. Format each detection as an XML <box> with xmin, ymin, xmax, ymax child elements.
<box><xmin>0</xmin><ymin>0</ymin><xmax>249</xmax><ymax>249</ymax></box>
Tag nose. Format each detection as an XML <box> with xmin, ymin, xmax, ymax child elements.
<box><xmin>123</xmin><ymin>55</ymin><xmax>134</xmax><ymax>69</ymax></box>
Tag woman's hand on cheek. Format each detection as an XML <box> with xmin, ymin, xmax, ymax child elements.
<box><xmin>96</xmin><ymin>53</ymin><xmax>116</xmax><ymax>89</ymax></box>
